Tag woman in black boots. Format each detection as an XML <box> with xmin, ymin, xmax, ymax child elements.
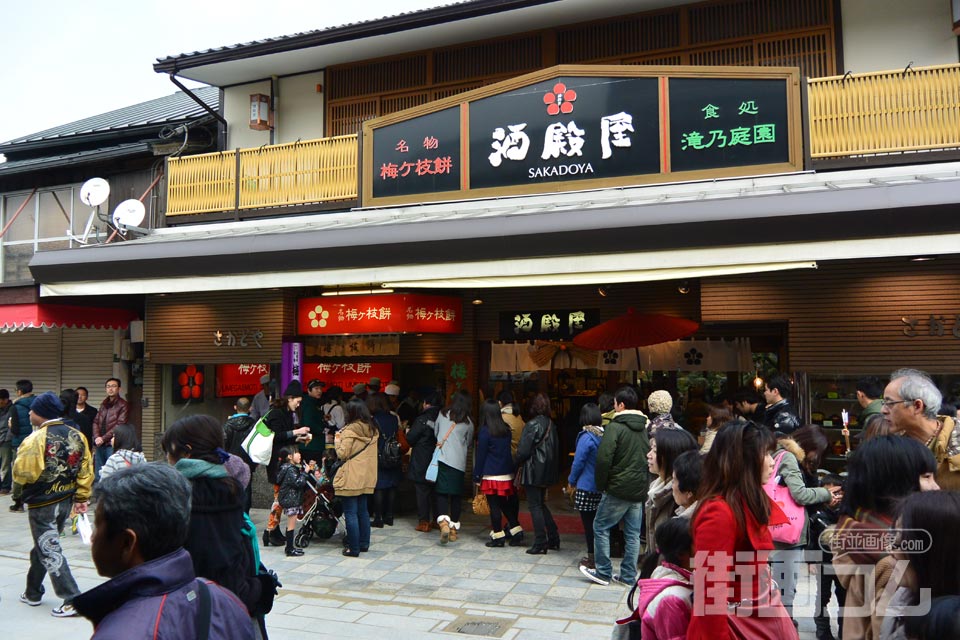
<box><xmin>474</xmin><ymin>399</ymin><xmax>522</xmax><ymax>547</ymax></box>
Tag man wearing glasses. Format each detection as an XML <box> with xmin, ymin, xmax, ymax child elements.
<box><xmin>93</xmin><ymin>378</ymin><xmax>129</xmax><ymax>481</ymax></box>
<box><xmin>882</xmin><ymin>368</ymin><xmax>960</xmax><ymax>490</ymax></box>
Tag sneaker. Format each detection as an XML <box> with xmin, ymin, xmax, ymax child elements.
<box><xmin>612</xmin><ymin>574</ymin><xmax>634</xmax><ymax>587</ymax></box>
<box><xmin>19</xmin><ymin>593</ymin><xmax>42</xmax><ymax>606</ymax></box>
<box><xmin>579</xmin><ymin>565</ymin><xmax>610</xmax><ymax>586</ymax></box>
<box><xmin>51</xmin><ymin>603</ymin><xmax>78</xmax><ymax>618</ymax></box>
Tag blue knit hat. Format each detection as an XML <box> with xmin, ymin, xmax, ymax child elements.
<box><xmin>30</xmin><ymin>391</ymin><xmax>64</xmax><ymax>420</ymax></box>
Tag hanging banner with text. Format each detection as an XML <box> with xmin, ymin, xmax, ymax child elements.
<box><xmin>362</xmin><ymin>65</ymin><xmax>801</xmax><ymax>206</ymax></box>
<box><xmin>215</xmin><ymin>363</ymin><xmax>271</xmax><ymax>398</ymax></box>
<box><xmin>302</xmin><ymin>362</ymin><xmax>394</xmax><ymax>391</ymax></box>
<box><xmin>297</xmin><ymin>293</ymin><xmax>463</xmax><ymax>335</ymax></box>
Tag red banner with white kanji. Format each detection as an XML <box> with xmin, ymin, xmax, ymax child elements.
<box><xmin>302</xmin><ymin>362</ymin><xmax>393</xmax><ymax>391</ymax></box>
<box><xmin>215</xmin><ymin>363</ymin><xmax>270</xmax><ymax>397</ymax></box>
<box><xmin>297</xmin><ymin>294</ymin><xmax>462</xmax><ymax>335</ymax></box>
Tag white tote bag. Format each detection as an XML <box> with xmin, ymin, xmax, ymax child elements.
<box><xmin>241</xmin><ymin>414</ymin><xmax>275</xmax><ymax>465</ymax></box>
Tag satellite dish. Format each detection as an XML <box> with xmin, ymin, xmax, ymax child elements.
<box><xmin>80</xmin><ymin>178</ymin><xmax>110</xmax><ymax>207</ymax></box>
<box><xmin>112</xmin><ymin>199</ymin><xmax>146</xmax><ymax>229</ymax></box>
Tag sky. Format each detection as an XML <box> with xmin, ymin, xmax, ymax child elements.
<box><xmin>1</xmin><ymin>0</ymin><xmax>453</xmax><ymax>146</ymax></box>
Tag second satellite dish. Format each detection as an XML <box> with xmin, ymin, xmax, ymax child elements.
<box><xmin>112</xmin><ymin>199</ymin><xmax>146</xmax><ymax>228</ymax></box>
<box><xmin>80</xmin><ymin>178</ymin><xmax>110</xmax><ymax>207</ymax></box>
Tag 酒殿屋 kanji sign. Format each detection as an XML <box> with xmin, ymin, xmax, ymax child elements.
<box><xmin>297</xmin><ymin>293</ymin><xmax>463</xmax><ymax>335</ymax></box>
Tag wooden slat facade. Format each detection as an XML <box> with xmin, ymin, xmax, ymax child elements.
<box><xmin>326</xmin><ymin>0</ymin><xmax>837</xmax><ymax>136</ymax></box>
<box><xmin>701</xmin><ymin>257</ymin><xmax>960</xmax><ymax>374</ymax></box>
<box><xmin>145</xmin><ymin>291</ymin><xmax>292</xmax><ymax>364</ymax></box>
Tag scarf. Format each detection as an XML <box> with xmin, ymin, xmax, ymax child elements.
<box><xmin>174</xmin><ymin>458</ymin><xmax>228</xmax><ymax>479</ymax></box>
<box><xmin>582</xmin><ymin>424</ymin><xmax>604</xmax><ymax>438</ymax></box>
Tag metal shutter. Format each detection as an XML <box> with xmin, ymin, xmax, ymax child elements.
<box><xmin>0</xmin><ymin>329</ymin><xmax>61</xmax><ymax>395</ymax></box>
<box><xmin>61</xmin><ymin>328</ymin><xmax>116</xmax><ymax>407</ymax></box>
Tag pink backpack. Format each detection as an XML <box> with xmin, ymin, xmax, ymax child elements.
<box><xmin>763</xmin><ymin>450</ymin><xmax>805</xmax><ymax>545</ymax></box>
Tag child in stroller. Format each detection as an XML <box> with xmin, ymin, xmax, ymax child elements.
<box><xmin>295</xmin><ymin>450</ymin><xmax>344</xmax><ymax>548</ymax></box>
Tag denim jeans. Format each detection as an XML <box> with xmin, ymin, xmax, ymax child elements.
<box><xmin>770</xmin><ymin>546</ymin><xmax>805</xmax><ymax>620</ymax></box>
<box><xmin>94</xmin><ymin>445</ymin><xmax>113</xmax><ymax>480</ymax></box>
<box><xmin>341</xmin><ymin>493</ymin><xmax>371</xmax><ymax>553</ymax></box>
<box><xmin>592</xmin><ymin>493</ymin><xmax>643</xmax><ymax>583</ymax></box>
<box><xmin>25</xmin><ymin>500</ymin><xmax>81</xmax><ymax>603</ymax></box>
<box><xmin>524</xmin><ymin>485</ymin><xmax>558</xmax><ymax>546</ymax></box>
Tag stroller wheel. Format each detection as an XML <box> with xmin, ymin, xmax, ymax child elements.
<box><xmin>295</xmin><ymin>528</ymin><xmax>312</xmax><ymax>548</ymax></box>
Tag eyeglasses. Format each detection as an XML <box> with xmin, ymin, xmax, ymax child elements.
<box><xmin>880</xmin><ymin>399</ymin><xmax>911</xmax><ymax>408</ymax></box>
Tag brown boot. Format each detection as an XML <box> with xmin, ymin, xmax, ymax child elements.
<box><xmin>438</xmin><ymin>516</ymin><xmax>451</xmax><ymax>544</ymax></box>
<box><xmin>449</xmin><ymin>521</ymin><xmax>459</xmax><ymax>542</ymax></box>
<box><xmin>415</xmin><ymin>520</ymin><xmax>430</xmax><ymax>532</ymax></box>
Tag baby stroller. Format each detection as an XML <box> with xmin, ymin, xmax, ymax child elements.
<box><xmin>295</xmin><ymin>472</ymin><xmax>343</xmax><ymax>548</ymax></box>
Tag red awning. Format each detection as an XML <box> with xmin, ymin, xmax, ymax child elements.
<box><xmin>0</xmin><ymin>304</ymin><xmax>138</xmax><ymax>332</ymax></box>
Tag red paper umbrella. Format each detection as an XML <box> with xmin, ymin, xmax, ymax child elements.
<box><xmin>573</xmin><ymin>308</ymin><xmax>699</xmax><ymax>350</ymax></box>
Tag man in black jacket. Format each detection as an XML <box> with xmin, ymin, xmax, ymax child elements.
<box><xmin>406</xmin><ymin>392</ymin><xmax>440</xmax><ymax>532</ymax></box>
<box><xmin>762</xmin><ymin>373</ymin><xmax>800</xmax><ymax>435</ymax></box>
<box><xmin>223</xmin><ymin>397</ymin><xmax>256</xmax><ymax>513</ymax></box>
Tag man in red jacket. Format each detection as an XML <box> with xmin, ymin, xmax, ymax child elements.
<box><xmin>93</xmin><ymin>378</ymin><xmax>128</xmax><ymax>480</ymax></box>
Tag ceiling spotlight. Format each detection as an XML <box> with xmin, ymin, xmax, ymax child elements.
<box><xmin>471</xmin><ymin>298</ymin><xmax>484</xmax><ymax>305</ymax></box>
<box><xmin>597</xmin><ymin>286</ymin><xmax>609</xmax><ymax>297</ymax></box>
<box><xmin>677</xmin><ymin>280</ymin><xmax>690</xmax><ymax>295</ymax></box>
<box><xmin>909</xmin><ymin>256</ymin><xmax>936</xmax><ymax>262</ymax></box>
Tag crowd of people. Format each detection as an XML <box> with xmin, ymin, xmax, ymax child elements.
<box><xmin>5</xmin><ymin>368</ymin><xmax>960</xmax><ymax>639</ymax></box>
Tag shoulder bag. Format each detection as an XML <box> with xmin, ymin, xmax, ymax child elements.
<box><xmin>426</xmin><ymin>419</ymin><xmax>457</xmax><ymax>483</ymax></box>
<box><xmin>241</xmin><ymin>411</ymin><xmax>275</xmax><ymax>466</ymax></box>
<box><xmin>762</xmin><ymin>450</ymin><xmax>805</xmax><ymax>545</ymax></box>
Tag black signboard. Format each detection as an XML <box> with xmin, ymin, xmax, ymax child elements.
<box><xmin>499</xmin><ymin>308</ymin><xmax>599</xmax><ymax>341</ymax></box>
<box><xmin>469</xmin><ymin>77</ymin><xmax>660</xmax><ymax>190</ymax></box>
<box><xmin>668</xmin><ymin>78</ymin><xmax>790</xmax><ymax>172</ymax></box>
<box><xmin>372</xmin><ymin>106</ymin><xmax>460</xmax><ymax>198</ymax></box>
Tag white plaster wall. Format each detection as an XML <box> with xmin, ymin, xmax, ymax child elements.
<box><xmin>224</xmin><ymin>80</ymin><xmax>272</xmax><ymax>150</ymax></box>
<box><xmin>276</xmin><ymin>71</ymin><xmax>325</xmax><ymax>143</ymax></box>
<box><xmin>841</xmin><ymin>0</ymin><xmax>958</xmax><ymax>73</ymax></box>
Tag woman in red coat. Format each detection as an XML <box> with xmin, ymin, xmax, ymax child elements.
<box><xmin>687</xmin><ymin>420</ymin><xmax>798</xmax><ymax>640</ymax></box>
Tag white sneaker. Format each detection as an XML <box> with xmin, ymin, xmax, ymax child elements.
<box><xmin>579</xmin><ymin>565</ymin><xmax>610</xmax><ymax>585</ymax></box>
<box><xmin>19</xmin><ymin>592</ymin><xmax>42</xmax><ymax>606</ymax></box>
<box><xmin>51</xmin><ymin>603</ymin><xmax>77</xmax><ymax>618</ymax></box>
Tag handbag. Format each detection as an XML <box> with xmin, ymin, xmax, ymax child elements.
<box><xmin>241</xmin><ymin>412</ymin><xmax>275</xmax><ymax>465</ymax></box>
<box><xmin>426</xmin><ymin>418</ymin><xmax>457</xmax><ymax>483</ymax></box>
<box><xmin>726</xmin><ymin>566</ymin><xmax>799</xmax><ymax>640</ymax></box>
<box><xmin>328</xmin><ymin>437</ymin><xmax>373</xmax><ymax>479</ymax></box>
<box><xmin>762</xmin><ymin>450</ymin><xmax>806</xmax><ymax>545</ymax></box>
<box><xmin>472</xmin><ymin>490</ymin><xmax>490</xmax><ymax>516</ymax></box>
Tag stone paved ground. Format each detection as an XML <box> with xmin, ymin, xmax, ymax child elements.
<box><xmin>0</xmin><ymin>498</ymin><xmax>832</xmax><ymax>639</ymax></box>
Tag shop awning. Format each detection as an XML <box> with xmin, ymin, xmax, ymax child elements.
<box><xmin>0</xmin><ymin>304</ymin><xmax>138</xmax><ymax>332</ymax></box>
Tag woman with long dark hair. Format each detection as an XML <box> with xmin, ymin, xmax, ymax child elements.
<box><xmin>643</xmin><ymin>426</ymin><xmax>698</xmax><ymax>552</ymax></box>
<box><xmin>334</xmin><ymin>398</ymin><xmax>379</xmax><ymax>557</ymax></box>
<box><xmin>433</xmin><ymin>390</ymin><xmax>474</xmax><ymax>544</ymax></box>
<box><xmin>163</xmin><ymin>414</ymin><xmax>275</xmax><ymax>638</ymax></box>
<box><xmin>832</xmin><ymin>435</ymin><xmax>939</xmax><ymax>639</ymax></box>
<box><xmin>261</xmin><ymin>381</ymin><xmax>310</xmax><ymax>547</ymax></box>
<box><xmin>368</xmin><ymin>392</ymin><xmax>401</xmax><ymax>527</ymax></box>
<box><xmin>688</xmin><ymin>420</ymin><xmax>797</xmax><ymax>639</ymax></box>
<box><xmin>473</xmin><ymin>398</ymin><xmax>520</xmax><ymax>548</ymax></box>
<box><xmin>516</xmin><ymin>392</ymin><xmax>560</xmax><ymax>554</ymax></box>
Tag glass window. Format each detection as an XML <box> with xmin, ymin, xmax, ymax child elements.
<box><xmin>3</xmin><ymin>244</ymin><xmax>33</xmax><ymax>283</ymax></box>
<box><xmin>38</xmin><ymin>189</ymin><xmax>73</xmax><ymax>240</ymax></box>
<box><xmin>3</xmin><ymin>194</ymin><xmax>35</xmax><ymax>243</ymax></box>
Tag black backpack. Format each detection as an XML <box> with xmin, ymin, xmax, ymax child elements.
<box><xmin>378</xmin><ymin>432</ymin><xmax>402</xmax><ymax>470</ymax></box>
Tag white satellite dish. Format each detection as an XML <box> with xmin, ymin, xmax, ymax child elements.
<box><xmin>112</xmin><ymin>199</ymin><xmax>146</xmax><ymax>229</ymax></box>
<box><xmin>80</xmin><ymin>178</ymin><xmax>110</xmax><ymax>207</ymax></box>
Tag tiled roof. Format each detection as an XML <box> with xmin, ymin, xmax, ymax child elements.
<box><xmin>0</xmin><ymin>143</ymin><xmax>150</xmax><ymax>176</ymax></box>
<box><xmin>153</xmin><ymin>0</ymin><xmax>540</xmax><ymax>71</ymax></box>
<box><xmin>0</xmin><ymin>86</ymin><xmax>219</xmax><ymax>149</ymax></box>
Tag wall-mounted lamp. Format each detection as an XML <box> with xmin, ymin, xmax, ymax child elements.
<box><xmin>249</xmin><ymin>93</ymin><xmax>271</xmax><ymax>131</ymax></box>
<box><xmin>471</xmin><ymin>298</ymin><xmax>484</xmax><ymax>305</ymax></box>
<box><xmin>677</xmin><ymin>280</ymin><xmax>690</xmax><ymax>294</ymax></box>
<box><xmin>597</xmin><ymin>286</ymin><xmax>609</xmax><ymax>297</ymax></box>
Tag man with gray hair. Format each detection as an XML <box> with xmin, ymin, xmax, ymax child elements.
<box><xmin>72</xmin><ymin>464</ymin><xmax>254</xmax><ymax>638</ymax></box>
<box><xmin>883</xmin><ymin>368</ymin><xmax>960</xmax><ymax>490</ymax></box>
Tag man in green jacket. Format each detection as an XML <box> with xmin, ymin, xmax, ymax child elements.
<box><xmin>855</xmin><ymin>376</ymin><xmax>883</xmax><ymax>427</ymax></box>
<box><xmin>580</xmin><ymin>386</ymin><xmax>649</xmax><ymax>587</ymax></box>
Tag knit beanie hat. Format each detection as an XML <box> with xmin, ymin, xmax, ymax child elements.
<box><xmin>647</xmin><ymin>390</ymin><xmax>673</xmax><ymax>415</ymax></box>
<box><xmin>283</xmin><ymin>380</ymin><xmax>303</xmax><ymax>397</ymax></box>
<box><xmin>31</xmin><ymin>391</ymin><xmax>64</xmax><ymax>420</ymax></box>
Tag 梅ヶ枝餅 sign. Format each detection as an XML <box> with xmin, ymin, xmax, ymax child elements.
<box><xmin>297</xmin><ymin>293</ymin><xmax>463</xmax><ymax>335</ymax></box>
<box><xmin>362</xmin><ymin>65</ymin><xmax>801</xmax><ymax>206</ymax></box>
<box><xmin>215</xmin><ymin>363</ymin><xmax>270</xmax><ymax>397</ymax></box>
<box><xmin>301</xmin><ymin>362</ymin><xmax>393</xmax><ymax>391</ymax></box>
